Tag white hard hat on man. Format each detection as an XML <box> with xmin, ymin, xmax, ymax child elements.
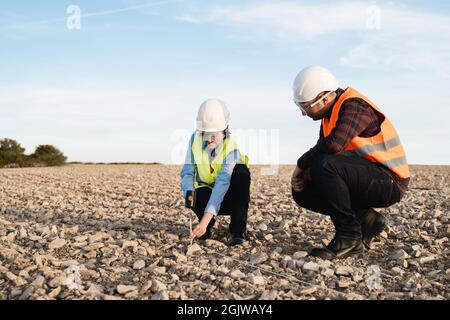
<box><xmin>292</xmin><ymin>65</ymin><xmax>339</xmax><ymax>103</ymax></box>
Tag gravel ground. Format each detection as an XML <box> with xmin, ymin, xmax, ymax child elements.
<box><xmin>0</xmin><ymin>164</ymin><xmax>448</xmax><ymax>300</ymax></box>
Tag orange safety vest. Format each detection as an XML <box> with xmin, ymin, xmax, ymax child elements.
<box><xmin>322</xmin><ymin>87</ymin><xmax>410</xmax><ymax>179</ymax></box>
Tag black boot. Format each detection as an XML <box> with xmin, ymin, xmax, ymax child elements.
<box><xmin>358</xmin><ymin>208</ymin><xmax>387</xmax><ymax>248</ymax></box>
<box><xmin>310</xmin><ymin>235</ymin><xmax>364</xmax><ymax>260</ymax></box>
<box><xmin>227</xmin><ymin>232</ymin><xmax>247</xmax><ymax>246</ymax></box>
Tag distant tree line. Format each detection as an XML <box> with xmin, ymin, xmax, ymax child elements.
<box><xmin>0</xmin><ymin>138</ymin><xmax>67</xmax><ymax>168</ymax></box>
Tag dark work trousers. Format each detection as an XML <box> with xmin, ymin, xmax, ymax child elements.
<box><xmin>292</xmin><ymin>153</ymin><xmax>402</xmax><ymax>239</ymax></box>
<box><xmin>192</xmin><ymin>164</ymin><xmax>251</xmax><ymax>236</ymax></box>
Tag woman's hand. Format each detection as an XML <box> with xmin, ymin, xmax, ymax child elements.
<box><xmin>190</xmin><ymin>223</ymin><xmax>207</xmax><ymax>240</ymax></box>
<box><xmin>189</xmin><ymin>212</ymin><xmax>214</xmax><ymax>241</ymax></box>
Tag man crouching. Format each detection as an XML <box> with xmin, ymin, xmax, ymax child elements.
<box><xmin>291</xmin><ymin>65</ymin><xmax>410</xmax><ymax>259</ymax></box>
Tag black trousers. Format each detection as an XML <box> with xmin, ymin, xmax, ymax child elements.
<box><xmin>292</xmin><ymin>153</ymin><xmax>402</xmax><ymax>239</ymax></box>
<box><xmin>192</xmin><ymin>164</ymin><xmax>251</xmax><ymax>235</ymax></box>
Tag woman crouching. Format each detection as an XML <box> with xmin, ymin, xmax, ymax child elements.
<box><xmin>180</xmin><ymin>99</ymin><xmax>251</xmax><ymax>246</ymax></box>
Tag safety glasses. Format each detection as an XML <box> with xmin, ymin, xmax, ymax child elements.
<box><xmin>295</xmin><ymin>92</ymin><xmax>331</xmax><ymax>115</ymax></box>
<box><xmin>200</xmin><ymin>131</ymin><xmax>223</xmax><ymax>140</ymax></box>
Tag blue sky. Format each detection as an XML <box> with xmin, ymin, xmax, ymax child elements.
<box><xmin>1</xmin><ymin>0</ymin><xmax>449</xmax><ymax>164</ymax></box>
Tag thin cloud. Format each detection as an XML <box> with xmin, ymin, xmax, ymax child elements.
<box><xmin>181</xmin><ymin>2</ymin><xmax>450</xmax><ymax>38</ymax></box>
<box><xmin>81</xmin><ymin>0</ymin><xmax>182</xmax><ymax>18</ymax></box>
<box><xmin>179</xmin><ymin>1</ymin><xmax>450</xmax><ymax>75</ymax></box>
<box><xmin>180</xmin><ymin>2</ymin><xmax>371</xmax><ymax>37</ymax></box>
<box><xmin>175</xmin><ymin>14</ymin><xmax>201</xmax><ymax>24</ymax></box>
<box><xmin>0</xmin><ymin>0</ymin><xmax>181</xmax><ymax>31</ymax></box>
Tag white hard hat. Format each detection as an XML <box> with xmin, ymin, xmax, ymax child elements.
<box><xmin>196</xmin><ymin>98</ymin><xmax>230</xmax><ymax>132</ymax></box>
<box><xmin>292</xmin><ymin>65</ymin><xmax>339</xmax><ymax>103</ymax></box>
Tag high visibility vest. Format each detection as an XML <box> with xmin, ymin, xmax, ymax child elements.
<box><xmin>322</xmin><ymin>87</ymin><xmax>410</xmax><ymax>179</ymax></box>
<box><xmin>191</xmin><ymin>132</ymin><xmax>250</xmax><ymax>189</ymax></box>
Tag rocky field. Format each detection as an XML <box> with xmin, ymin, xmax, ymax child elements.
<box><xmin>0</xmin><ymin>164</ymin><xmax>448</xmax><ymax>300</ymax></box>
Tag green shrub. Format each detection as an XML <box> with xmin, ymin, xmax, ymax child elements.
<box><xmin>0</xmin><ymin>138</ymin><xmax>26</xmax><ymax>167</ymax></box>
<box><xmin>30</xmin><ymin>145</ymin><xmax>67</xmax><ymax>167</ymax></box>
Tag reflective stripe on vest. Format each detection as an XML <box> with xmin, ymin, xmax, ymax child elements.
<box><xmin>322</xmin><ymin>87</ymin><xmax>410</xmax><ymax>179</ymax></box>
<box><xmin>191</xmin><ymin>132</ymin><xmax>250</xmax><ymax>189</ymax></box>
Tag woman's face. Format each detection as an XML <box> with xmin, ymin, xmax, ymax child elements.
<box><xmin>203</xmin><ymin>131</ymin><xmax>225</xmax><ymax>149</ymax></box>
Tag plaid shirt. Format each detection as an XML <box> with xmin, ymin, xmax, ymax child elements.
<box><xmin>297</xmin><ymin>89</ymin><xmax>409</xmax><ymax>195</ymax></box>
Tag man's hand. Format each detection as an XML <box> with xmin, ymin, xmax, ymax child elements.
<box><xmin>291</xmin><ymin>166</ymin><xmax>310</xmax><ymax>192</ymax></box>
<box><xmin>189</xmin><ymin>212</ymin><xmax>214</xmax><ymax>241</ymax></box>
